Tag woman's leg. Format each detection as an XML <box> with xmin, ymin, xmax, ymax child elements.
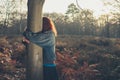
<box><xmin>43</xmin><ymin>64</ymin><xmax>59</xmax><ymax>80</ymax></box>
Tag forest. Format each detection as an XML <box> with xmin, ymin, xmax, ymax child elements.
<box><xmin>0</xmin><ymin>1</ymin><xmax>120</xmax><ymax>38</ymax></box>
<box><xmin>0</xmin><ymin>0</ymin><xmax>120</xmax><ymax>80</ymax></box>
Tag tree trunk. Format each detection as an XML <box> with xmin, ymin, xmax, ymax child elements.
<box><xmin>26</xmin><ymin>0</ymin><xmax>45</xmax><ymax>80</ymax></box>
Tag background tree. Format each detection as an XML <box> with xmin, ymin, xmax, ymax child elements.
<box><xmin>1</xmin><ymin>1</ymin><xmax>120</xmax><ymax>38</ymax></box>
<box><xmin>78</xmin><ymin>9</ymin><xmax>96</xmax><ymax>35</ymax></box>
<box><xmin>66</xmin><ymin>3</ymin><xmax>79</xmax><ymax>22</ymax></box>
<box><xmin>102</xmin><ymin>0</ymin><xmax>120</xmax><ymax>37</ymax></box>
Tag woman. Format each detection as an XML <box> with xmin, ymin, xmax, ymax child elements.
<box><xmin>23</xmin><ymin>17</ymin><xmax>58</xmax><ymax>80</ymax></box>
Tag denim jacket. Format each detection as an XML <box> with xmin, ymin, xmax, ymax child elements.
<box><xmin>23</xmin><ymin>30</ymin><xmax>56</xmax><ymax>64</ymax></box>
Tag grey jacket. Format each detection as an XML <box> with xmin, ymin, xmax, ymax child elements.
<box><xmin>23</xmin><ymin>30</ymin><xmax>56</xmax><ymax>64</ymax></box>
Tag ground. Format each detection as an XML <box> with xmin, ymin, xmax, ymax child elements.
<box><xmin>0</xmin><ymin>35</ymin><xmax>120</xmax><ymax>80</ymax></box>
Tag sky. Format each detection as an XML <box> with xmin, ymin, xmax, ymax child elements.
<box><xmin>0</xmin><ymin>0</ymin><xmax>113</xmax><ymax>19</ymax></box>
<box><xmin>43</xmin><ymin>0</ymin><xmax>112</xmax><ymax>18</ymax></box>
<box><xmin>43</xmin><ymin>0</ymin><xmax>74</xmax><ymax>13</ymax></box>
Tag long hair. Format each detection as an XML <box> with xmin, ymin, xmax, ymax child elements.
<box><xmin>42</xmin><ymin>17</ymin><xmax>57</xmax><ymax>36</ymax></box>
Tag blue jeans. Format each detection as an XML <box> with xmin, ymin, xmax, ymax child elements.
<box><xmin>43</xmin><ymin>64</ymin><xmax>59</xmax><ymax>80</ymax></box>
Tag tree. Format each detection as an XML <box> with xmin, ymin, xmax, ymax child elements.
<box><xmin>102</xmin><ymin>0</ymin><xmax>120</xmax><ymax>37</ymax></box>
<box><xmin>66</xmin><ymin>3</ymin><xmax>79</xmax><ymax>22</ymax></box>
<box><xmin>76</xmin><ymin>9</ymin><xmax>96</xmax><ymax>35</ymax></box>
<box><xmin>27</xmin><ymin>0</ymin><xmax>45</xmax><ymax>80</ymax></box>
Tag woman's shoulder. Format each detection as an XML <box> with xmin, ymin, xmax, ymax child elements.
<box><xmin>43</xmin><ymin>30</ymin><xmax>55</xmax><ymax>36</ymax></box>
<box><xmin>44</xmin><ymin>30</ymin><xmax>53</xmax><ymax>34</ymax></box>
<box><xmin>30</xmin><ymin>30</ymin><xmax>55</xmax><ymax>39</ymax></box>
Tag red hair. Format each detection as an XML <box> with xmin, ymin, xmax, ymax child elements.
<box><xmin>42</xmin><ymin>17</ymin><xmax>57</xmax><ymax>36</ymax></box>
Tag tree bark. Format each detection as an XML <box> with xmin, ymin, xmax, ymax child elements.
<box><xmin>26</xmin><ymin>0</ymin><xmax>45</xmax><ymax>80</ymax></box>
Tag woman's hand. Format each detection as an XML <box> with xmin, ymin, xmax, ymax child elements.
<box><xmin>22</xmin><ymin>37</ymin><xmax>30</xmax><ymax>44</ymax></box>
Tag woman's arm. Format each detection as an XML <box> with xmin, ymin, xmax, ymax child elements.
<box><xmin>23</xmin><ymin>29</ymin><xmax>55</xmax><ymax>47</ymax></box>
